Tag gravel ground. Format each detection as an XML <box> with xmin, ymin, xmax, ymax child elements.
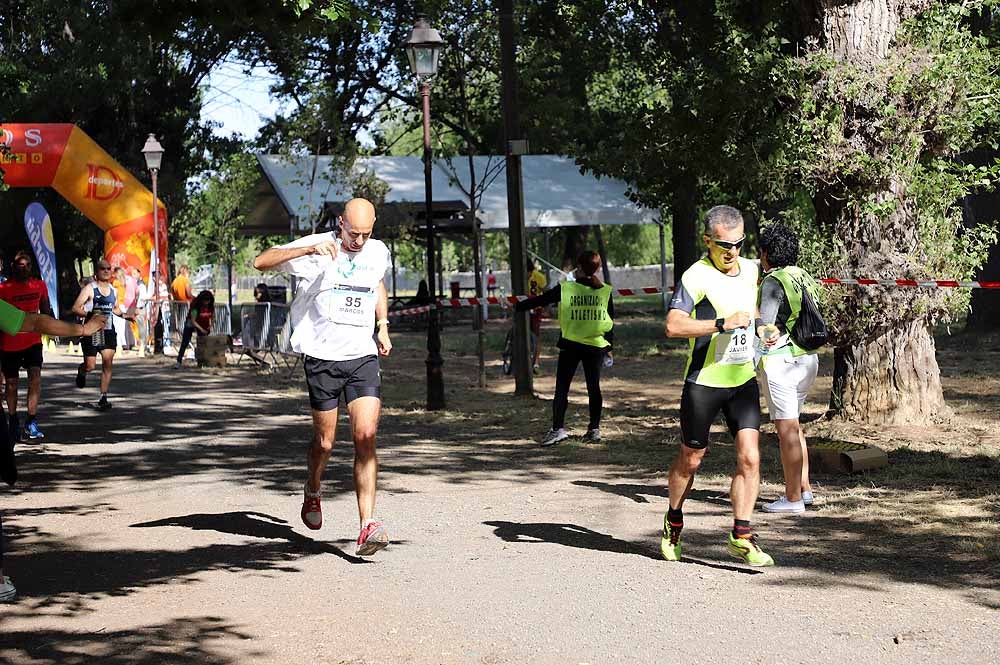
<box><xmin>0</xmin><ymin>347</ymin><xmax>997</xmax><ymax>665</ymax></box>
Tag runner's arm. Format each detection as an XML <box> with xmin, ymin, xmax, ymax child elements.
<box><xmin>376</xmin><ymin>281</ymin><xmax>392</xmax><ymax>356</ymax></box>
<box><xmin>71</xmin><ymin>288</ymin><xmax>92</xmax><ymax>318</ymax></box>
<box><xmin>604</xmin><ymin>293</ymin><xmax>615</xmax><ymax>347</ymax></box>
<box><xmin>253</xmin><ymin>241</ymin><xmax>338</xmax><ymax>271</ymax></box>
<box><xmin>514</xmin><ymin>285</ymin><xmax>560</xmax><ymax>312</ymax></box>
<box><xmin>20</xmin><ymin>311</ymin><xmax>106</xmax><ymax>337</ymax></box>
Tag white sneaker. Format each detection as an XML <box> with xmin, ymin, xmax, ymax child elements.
<box><xmin>761</xmin><ymin>497</ymin><xmax>806</xmax><ymax>513</ymax></box>
<box><xmin>581</xmin><ymin>428</ymin><xmax>601</xmax><ymax>442</ymax></box>
<box><xmin>0</xmin><ymin>576</ymin><xmax>16</xmax><ymax>602</ymax></box>
<box><xmin>802</xmin><ymin>490</ymin><xmax>814</xmax><ymax>505</ymax></box>
<box><xmin>539</xmin><ymin>428</ymin><xmax>569</xmax><ymax>446</ymax></box>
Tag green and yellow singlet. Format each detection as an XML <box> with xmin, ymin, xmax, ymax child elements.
<box><xmin>670</xmin><ymin>256</ymin><xmax>759</xmax><ymax>387</ymax></box>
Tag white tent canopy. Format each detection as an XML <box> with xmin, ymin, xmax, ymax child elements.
<box><xmin>247</xmin><ymin>154</ymin><xmax>656</xmax><ymax>236</ymax></box>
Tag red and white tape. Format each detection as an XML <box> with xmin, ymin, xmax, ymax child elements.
<box><xmin>818</xmin><ymin>278</ymin><xmax>1000</xmax><ymax>288</ymax></box>
<box><xmin>387</xmin><ymin>278</ymin><xmax>999</xmax><ymax>318</ymax></box>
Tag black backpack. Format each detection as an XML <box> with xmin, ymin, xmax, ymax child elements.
<box><xmin>784</xmin><ymin>270</ymin><xmax>828</xmax><ymax>351</ymax></box>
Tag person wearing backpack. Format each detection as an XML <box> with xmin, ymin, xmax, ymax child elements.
<box><xmin>756</xmin><ymin>222</ymin><xmax>823</xmax><ymax>514</ymax></box>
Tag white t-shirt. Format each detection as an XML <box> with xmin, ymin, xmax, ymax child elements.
<box><xmin>277</xmin><ymin>231</ymin><xmax>391</xmax><ymax>361</ymax></box>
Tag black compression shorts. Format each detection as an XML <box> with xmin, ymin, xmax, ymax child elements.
<box><xmin>679</xmin><ymin>378</ymin><xmax>761</xmax><ymax>449</ymax></box>
<box><xmin>304</xmin><ymin>354</ymin><xmax>381</xmax><ymax>411</ymax></box>
<box><xmin>1</xmin><ymin>343</ymin><xmax>43</xmax><ymax>378</ymax></box>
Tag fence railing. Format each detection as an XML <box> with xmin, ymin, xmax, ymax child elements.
<box><xmin>238</xmin><ymin>302</ymin><xmax>294</xmax><ymax>357</ymax></box>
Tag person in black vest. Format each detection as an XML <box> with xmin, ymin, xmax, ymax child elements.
<box><xmin>516</xmin><ymin>250</ymin><xmax>614</xmax><ymax>446</ymax></box>
<box><xmin>71</xmin><ymin>260</ymin><xmax>135</xmax><ymax>411</ymax></box>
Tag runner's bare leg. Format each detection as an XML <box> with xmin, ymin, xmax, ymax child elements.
<box><xmin>307</xmin><ymin>408</ymin><xmax>338</xmax><ymax>493</ymax></box>
<box><xmin>348</xmin><ymin>396</ymin><xmax>381</xmax><ymax>525</ymax></box>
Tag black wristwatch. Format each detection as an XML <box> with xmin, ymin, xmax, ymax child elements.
<box><xmin>715</xmin><ymin>318</ymin><xmax>726</xmax><ymax>334</ymax></box>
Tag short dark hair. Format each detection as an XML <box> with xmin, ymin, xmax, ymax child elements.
<box><xmin>704</xmin><ymin>205</ymin><xmax>744</xmax><ymax>236</ymax></box>
<box><xmin>13</xmin><ymin>250</ymin><xmax>32</xmax><ymax>264</ymax></box>
<box><xmin>577</xmin><ymin>250</ymin><xmax>601</xmax><ymax>277</ymax></box>
<box><xmin>758</xmin><ymin>222</ymin><xmax>799</xmax><ymax>268</ymax></box>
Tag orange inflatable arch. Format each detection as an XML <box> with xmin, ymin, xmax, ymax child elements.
<box><xmin>0</xmin><ymin>123</ymin><xmax>167</xmax><ymax>286</ymax></box>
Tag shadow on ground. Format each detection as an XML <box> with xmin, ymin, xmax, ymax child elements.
<box><xmin>0</xmin><ymin>616</ymin><xmax>259</xmax><ymax>664</ymax></box>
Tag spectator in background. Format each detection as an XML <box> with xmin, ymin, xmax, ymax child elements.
<box><xmin>112</xmin><ymin>267</ymin><xmax>134</xmax><ymax>349</ymax></box>
<box><xmin>129</xmin><ymin>267</ymin><xmax>148</xmax><ymax>350</ymax></box>
<box><xmin>174</xmin><ymin>290</ymin><xmax>215</xmax><ymax>369</ymax></box>
<box><xmin>487</xmin><ymin>269</ymin><xmax>497</xmax><ymax>297</ymax></box>
<box><xmin>0</xmin><ymin>251</ymin><xmax>52</xmax><ymax>441</ymax></box>
<box><xmin>170</xmin><ymin>265</ymin><xmax>194</xmax><ymax>303</ymax></box>
<box><xmin>527</xmin><ymin>260</ymin><xmax>548</xmax><ymax>374</ymax></box>
<box><xmin>253</xmin><ymin>283</ymin><xmax>271</xmax><ymax>303</ymax></box>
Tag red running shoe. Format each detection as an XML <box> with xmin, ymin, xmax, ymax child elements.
<box><xmin>301</xmin><ymin>485</ymin><xmax>322</xmax><ymax>530</ymax></box>
<box><xmin>356</xmin><ymin>520</ymin><xmax>389</xmax><ymax>556</ymax></box>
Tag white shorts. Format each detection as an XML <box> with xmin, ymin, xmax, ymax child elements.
<box><xmin>758</xmin><ymin>352</ymin><xmax>819</xmax><ymax>421</ymax></box>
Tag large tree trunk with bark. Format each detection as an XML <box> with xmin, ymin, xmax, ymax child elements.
<box><xmin>811</xmin><ymin>0</ymin><xmax>947</xmax><ymax>425</ymax></box>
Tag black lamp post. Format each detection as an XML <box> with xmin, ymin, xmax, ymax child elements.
<box><xmin>141</xmin><ymin>133</ymin><xmax>165</xmax><ymax>353</ymax></box>
<box><xmin>405</xmin><ymin>16</ymin><xmax>446</xmax><ymax>410</ymax></box>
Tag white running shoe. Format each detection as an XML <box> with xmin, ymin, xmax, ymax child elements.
<box><xmin>539</xmin><ymin>428</ymin><xmax>569</xmax><ymax>447</ymax></box>
<box><xmin>802</xmin><ymin>490</ymin><xmax>814</xmax><ymax>505</ymax></box>
<box><xmin>581</xmin><ymin>428</ymin><xmax>601</xmax><ymax>443</ymax></box>
<box><xmin>0</xmin><ymin>576</ymin><xmax>16</xmax><ymax>602</ymax></box>
<box><xmin>761</xmin><ymin>496</ymin><xmax>806</xmax><ymax>513</ymax></box>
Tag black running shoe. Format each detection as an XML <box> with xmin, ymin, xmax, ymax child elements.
<box><xmin>75</xmin><ymin>368</ymin><xmax>87</xmax><ymax>389</ymax></box>
<box><xmin>96</xmin><ymin>396</ymin><xmax>111</xmax><ymax>411</ymax></box>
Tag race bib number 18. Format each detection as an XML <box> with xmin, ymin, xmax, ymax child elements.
<box><xmin>715</xmin><ymin>327</ymin><xmax>754</xmax><ymax>365</ymax></box>
<box><xmin>326</xmin><ymin>284</ymin><xmax>376</xmax><ymax>327</ymax></box>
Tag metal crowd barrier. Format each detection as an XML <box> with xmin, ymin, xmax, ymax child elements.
<box><xmin>237</xmin><ymin>302</ymin><xmax>297</xmax><ymax>370</ymax></box>
<box><xmin>170</xmin><ymin>302</ymin><xmax>233</xmax><ymax>338</ymax></box>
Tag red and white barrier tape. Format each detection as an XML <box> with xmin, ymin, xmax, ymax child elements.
<box><xmin>818</xmin><ymin>278</ymin><xmax>1000</xmax><ymax>288</ymax></box>
<box><xmin>388</xmin><ymin>279</ymin><xmax>999</xmax><ymax>318</ymax></box>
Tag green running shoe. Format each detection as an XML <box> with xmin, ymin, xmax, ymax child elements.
<box><xmin>660</xmin><ymin>514</ymin><xmax>682</xmax><ymax>562</ymax></box>
<box><xmin>727</xmin><ymin>533</ymin><xmax>774</xmax><ymax>567</ymax></box>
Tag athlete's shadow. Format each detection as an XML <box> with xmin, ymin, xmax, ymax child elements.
<box><xmin>132</xmin><ymin>511</ymin><xmax>370</xmax><ymax>564</ymax></box>
<box><xmin>484</xmin><ymin>520</ymin><xmax>660</xmax><ymax>560</ymax></box>
<box><xmin>484</xmin><ymin>520</ymin><xmax>762</xmax><ymax>575</ymax></box>
<box><xmin>572</xmin><ymin>480</ymin><xmax>732</xmax><ymax>507</ymax></box>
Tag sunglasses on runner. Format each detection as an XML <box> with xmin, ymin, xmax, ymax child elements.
<box><xmin>711</xmin><ymin>236</ymin><xmax>746</xmax><ymax>251</ymax></box>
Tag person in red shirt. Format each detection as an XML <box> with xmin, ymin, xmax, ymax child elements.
<box><xmin>174</xmin><ymin>290</ymin><xmax>214</xmax><ymax>369</ymax></box>
<box><xmin>0</xmin><ymin>251</ymin><xmax>52</xmax><ymax>441</ymax></box>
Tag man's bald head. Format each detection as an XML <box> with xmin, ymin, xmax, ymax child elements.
<box><xmin>339</xmin><ymin>197</ymin><xmax>377</xmax><ymax>252</ymax></box>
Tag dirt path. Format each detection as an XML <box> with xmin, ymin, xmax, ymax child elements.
<box><xmin>1</xmin><ymin>336</ymin><xmax>997</xmax><ymax>664</ymax></box>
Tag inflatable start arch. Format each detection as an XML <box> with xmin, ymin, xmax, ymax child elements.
<box><xmin>0</xmin><ymin>123</ymin><xmax>167</xmax><ymax>286</ymax></box>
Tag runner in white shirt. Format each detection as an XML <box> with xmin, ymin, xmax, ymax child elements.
<box><xmin>253</xmin><ymin>198</ymin><xmax>393</xmax><ymax>556</ymax></box>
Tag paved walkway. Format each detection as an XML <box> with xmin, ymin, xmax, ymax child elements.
<box><xmin>1</xmin><ymin>352</ymin><xmax>996</xmax><ymax>664</ymax></box>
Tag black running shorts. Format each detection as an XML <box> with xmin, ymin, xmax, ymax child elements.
<box><xmin>82</xmin><ymin>329</ymin><xmax>118</xmax><ymax>357</ymax></box>
<box><xmin>679</xmin><ymin>378</ymin><xmax>761</xmax><ymax>449</ymax></box>
<box><xmin>1</xmin><ymin>343</ymin><xmax>43</xmax><ymax>378</ymax></box>
<box><xmin>304</xmin><ymin>354</ymin><xmax>381</xmax><ymax>411</ymax></box>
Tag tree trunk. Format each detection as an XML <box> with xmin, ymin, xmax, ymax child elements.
<box><xmin>670</xmin><ymin>178</ymin><xmax>699</xmax><ymax>279</ymax></box>
<box><xmin>813</xmin><ymin>0</ymin><xmax>946</xmax><ymax>425</ymax></box>
<box><xmin>592</xmin><ymin>225</ymin><xmax>612</xmax><ymax>283</ymax></box>
<box><xmin>834</xmin><ymin>318</ymin><xmax>947</xmax><ymax>424</ymax></box>
<box><xmin>561</xmin><ymin>226</ymin><xmax>589</xmax><ymax>271</ymax></box>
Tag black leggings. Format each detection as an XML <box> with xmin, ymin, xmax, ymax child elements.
<box><xmin>552</xmin><ymin>347</ymin><xmax>603</xmax><ymax>430</ymax></box>
<box><xmin>177</xmin><ymin>323</ymin><xmax>205</xmax><ymax>362</ymax></box>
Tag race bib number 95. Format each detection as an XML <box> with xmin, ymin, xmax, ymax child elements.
<box><xmin>715</xmin><ymin>327</ymin><xmax>754</xmax><ymax>365</ymax></box>
<box><xmin>324</xmin><ymin>284</ymin><xmax>376</xmax><ymax>327</ymax></box>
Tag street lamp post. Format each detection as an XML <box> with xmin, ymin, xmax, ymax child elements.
<box><xmin>405</xmin><ymin>17</ymin><xmax>446</xmax><ymax>410</ymax></box>
<box><xmin>141</xmin><ymin>133</ymin><xmax>164</xmax><ymax>353</ymax></box>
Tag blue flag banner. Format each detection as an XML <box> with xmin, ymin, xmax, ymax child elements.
<box><xmin>23</xmin><ymin>202</ymin><xmax>60</xmax><ymax>319</ymax></box>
